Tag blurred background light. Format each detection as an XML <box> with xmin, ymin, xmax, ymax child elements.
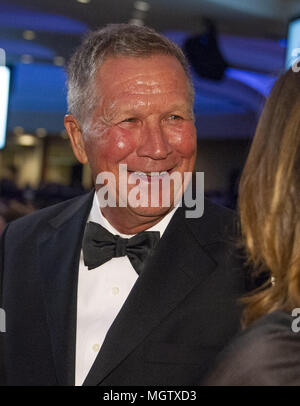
<box><xmin>0</xmin><ymin>65</ymin><xmax>10</xmax><ymax>149</ymax></box>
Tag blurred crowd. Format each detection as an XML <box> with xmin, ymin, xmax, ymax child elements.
<box><xmin>0</xmin><ymin>165</ymin><xmax>87</xmax><ymax>235</ymax></box>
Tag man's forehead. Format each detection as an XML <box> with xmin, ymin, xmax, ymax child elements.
<box><xmin>102</xmin><ymin>87</ymin><xmax>192</xmax><ymax>117</ymax></box>
<box><xmin>95</xmin><ymin>56</ymin><xmax>189</xmax><ymax>102</ymax></box>
<box><xmin>109</xmin><ymin>79</ymin><xmax>189</xmax><ymax>97</ymax></box>
<box><xmin>96</xmin><ymin>54</ymin><xmax>188</xmax><ymax>85</ymax></box>
<box><xmin>108</xmin><ymin>97</ymin><xmax>191</xmax><ymax>113</ymax></box>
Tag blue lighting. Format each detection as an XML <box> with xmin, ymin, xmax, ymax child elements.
<box><xmin>226</xmin><ymin>68</ymin><xmax>277</xmax><ymax>97</ymax></box>
<box><xmin>0</xmin><ymin>3</ymin><xmax>87</xmax><ymax>34</ymax></box>
<box><xmin>0</xmin><ymin>39</ymin><xmax>55</xmax><ymax>59</ymax></box>
<box><xmin>279</xmin><ymin>38</ymin><xmax>287</xmax><ymax>48</ymax></box>
<box><xmin>193</xmin><ymin>91</ymin><xmax>247</xmax><ymax>114</ymax></box>
<box><xmin>10</xmin><ymin>64</ymin><xmax>67</xmax><ymax>113</ymax></box>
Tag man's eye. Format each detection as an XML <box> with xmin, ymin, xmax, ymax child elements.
<box><xmin>122</xmin><ymin>117</ymin><xmax>137</xmax><ymax>123</ymax></box>
<box><xmin>169</xmin><ymin>115</ymin><xmax>183</xmax><ymax>120</ymax></box>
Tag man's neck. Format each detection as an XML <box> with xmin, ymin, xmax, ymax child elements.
<box><xmin>100</xmin><ymin>206</ymin><xmax>175</xmax><ymax>235</ymax></box>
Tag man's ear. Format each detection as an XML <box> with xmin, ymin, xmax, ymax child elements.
<box><xmin>64</xmin><ymin>114</ymin><xmax>88</xmax><ymax>164</ymax></box>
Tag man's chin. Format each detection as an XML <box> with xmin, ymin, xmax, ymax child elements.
<box><xmin>127</xmin><ymin>204</ymin><xmax>175</xmax><ymax>218</ymax></box>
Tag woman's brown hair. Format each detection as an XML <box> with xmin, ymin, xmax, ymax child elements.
<box><xmin>239</xmin><ymin>68</ymin><xmax>300</xmax><ymax>327</ymax></box>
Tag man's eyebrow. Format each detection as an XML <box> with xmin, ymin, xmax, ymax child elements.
<box><xmin>118</xmin><ymin>102</ymin><xmax>192</xmax><ymax>114</ymax></box>
<box><xmin>167</xmin><ymin>103</ymin><xmax>192</xmax><ymax>111</ymax></box>
<box><xmin>164</xmin><ymin>103</ymin><xmax>194</xmax><ymax>118</ymax></box>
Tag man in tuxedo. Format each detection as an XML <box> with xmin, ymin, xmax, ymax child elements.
<box><xmin>0</xmin><ymin>24</ymin><xmax>247</xmax><ymax>386</ymax></box>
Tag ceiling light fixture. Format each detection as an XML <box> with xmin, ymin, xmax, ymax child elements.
<box><xmin>134</xmin><ymin>1</ymin><xmax>150</xmax><ymax>12</ymax></box>
<box><xmin>76</xmin><ymin>0</ymin><xmax>91</xmax><ymax>4</ymax></box>
<box><xmin>23</xmin><ymin>30</ymin><xmax>36</xmax><ymax>40</ymax></box>
<box><xmin>53</xmin><ymin>56</ymin><xmax>65</xmax><ymax>66</ymax></box>
<box><xmin>21</xmin><ymin>54</ymin><xmax>33</xmax><ymax>64</ymax></box>
<box><xmin>17</xmin><ymin>134</ymin><xmax>37</xmax><ymax>147</ymax></box>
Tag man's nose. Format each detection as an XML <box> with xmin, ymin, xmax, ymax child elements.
<box><xmin>136</xmin><ymin>121</ymin><xmax>172</xmax><ymax>159</ymax></box>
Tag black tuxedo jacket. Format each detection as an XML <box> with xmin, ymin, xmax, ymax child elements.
<box><xmin>0</xmin><ymin>191</ymin><xmax>248</xmax><ymax>386</ymax></box>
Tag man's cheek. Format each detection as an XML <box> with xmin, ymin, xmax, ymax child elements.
<box><xmin>170</xmin><ymin>126</ymin><xmax>197</xmax><ymax>158</ymax></box>
<box><xmin>88</xmin><ymin>129</ymin><xmax>136</xmax><ymax>165</ymax></box>
<box><xmin>105</xmin><ymin>128</ymin><xmax>137</xmax><ymax>162</ymax></box>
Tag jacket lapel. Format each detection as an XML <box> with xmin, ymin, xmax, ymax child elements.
<box><xmin>38</xmin><ymin>191</ymin><xmax>94</xmax><ymax>386</ymax></box>
<box><xmin>83</xmin><ymin>204</ymin><xmax>217</xmax><ymax>386</ymax></box>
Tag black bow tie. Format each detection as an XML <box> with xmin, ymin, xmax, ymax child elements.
<box><xmin>82</xmin><ymin>221</ymin><xmax>160</xmax><ymax>274</ymax></box>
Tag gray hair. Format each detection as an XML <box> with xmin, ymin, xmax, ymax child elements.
<box><xmin>66</xmin><ymin>24</ymin><xmax>194</xmax><ymax>133</ymax></box>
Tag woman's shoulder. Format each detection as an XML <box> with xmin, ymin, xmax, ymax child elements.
<box><xmin>204</xmin><ymin>310</ymin><xmax>300</xmax><ymax>386</ymax></box>
<box><xmin>239</xmin><ymin>309</ymin><xmax>298</xmax><ymax>342</ymax></box>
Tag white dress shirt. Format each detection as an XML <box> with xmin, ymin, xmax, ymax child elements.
<box><xmin>75</xmin><ymin>193</ymin><xmax>177</xmax><ymax>385</ymax></box>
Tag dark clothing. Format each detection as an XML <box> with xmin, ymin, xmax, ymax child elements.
<box><xmin>204</xmin><ymin>310</ymin><xmax>300</xmax><ymax>386</ymax></box>
<box><xmin>0</xmin><ymin>191</ymin><xmax>247</xmax><ymax>386</ymax></box>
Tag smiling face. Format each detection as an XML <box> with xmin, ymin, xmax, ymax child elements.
<box><xmin>65</xmin><ymin>54</ymin><xmax>197</xmax><ymax>233</ymax></box>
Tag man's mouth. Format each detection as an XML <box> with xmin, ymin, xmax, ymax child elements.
<box><xmin>131</xmin><ymin>170</ymin><xmax>168</xmax><ymax>177</ymax></box>
<box><xmin>127</xmin><ymin>168</ymin><xmax>175</xmax><ymax>182</ymax></box>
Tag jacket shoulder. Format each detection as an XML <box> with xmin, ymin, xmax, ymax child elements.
<box><xmin>4</xmin><ymin>191</ymin><xmax>93</xmax><ymax>239</ymax></box>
